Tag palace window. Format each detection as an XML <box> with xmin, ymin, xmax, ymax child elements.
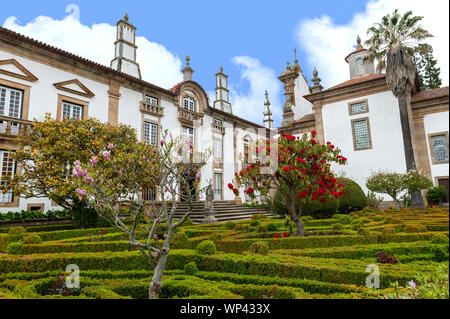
<box><xmin>143</xmin><ymin>122</ymin><xmax>158</xmax><ymax>146</ymax></box>
<box><xmin>142</xmin><ymin>187</ymin><xmax>156</xmax><ymax>201</ymax></box>
<box><xmin>429</xmin><ymin>132</ymin><xmax>449</xmax><ymax>164</ymax></box>
<box><xmin>183</xmin><ymin>126</ymin><xmax>195</xmax><ymax>143</ymax></box>
<box><xmin>183</xmin><ymin>96</ymin><xmax>195</xmax><ymax>112</ymax></box>
<box><xmin>214</xmin><ymin>173</ymin><xmax>222</xmax><ymax>201</ymax></box>
<box><xmin>0</xmin><ymin>150</ymin><xmax>15</xmax><ymax>204</ymax></box>
<box><xmin>352</xmin><ymin>118</ymin><xmax>372</xmax><ymax>151</ymax></box>
<box><xmin>356</xmin><ymin>58</ymin><xmax>364</xmax><ymax>76</ymax></box>
<box><xmin>62</xmin><ymin>101</ymin><xmax>83</xmax><ymax>120</ymax></box>
<box><xmin>145</xmin><ymin>95</ymin><xmax>158</xmax><ymax>105</ymax></box>
<box><xmin>214</xmin><ymin>139</ymin><xmax>223</xmax><ymax>159</ymax></box>
<box><xmin>214</xmin><ymin>118</ymin><xmax>223</xmax><ymax>126</ymax></box>
<box><xmin>349</xmin><ymin>100</ymin><xmax>368</xmax><ymax>115</ymax></box>
<box><xmin>0</xmin><ymin>85</ymin><xmax>23</xmax><ymax>118</ymax></box>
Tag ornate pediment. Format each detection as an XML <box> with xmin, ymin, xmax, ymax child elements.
<box><xmin>53</xmin><ymin>79</ymin><xmax>95</xmax><ymax>98</ymax></box>
<box><xmin>0</xmin><ymin>59</ymin><xmax>38</xmax><ymax>82</ymax></box>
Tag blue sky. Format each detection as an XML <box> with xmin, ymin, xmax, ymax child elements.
<box><xmin>1</xmin><ymin>1</ymin><xmax>448</xmax><ymax>127</ymax></box>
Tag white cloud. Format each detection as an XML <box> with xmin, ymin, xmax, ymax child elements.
<box><xmin>2</xmin><ymin>5</ymin><xmax>182</xmax><ymax>89</ymax></box>
<box><xmin>296</xmin><ymin>0</ymin><xmax>449</xmax><ymax>88</ymax></box>
<box><xmin>227</xmin><ymin>56</ymin><xmax>282</xmax><ymax>127</ymax></box>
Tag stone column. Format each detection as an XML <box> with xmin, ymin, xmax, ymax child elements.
<box><xmin>313</xmin><ymin>104</ymin><xmax>325</xmax><ymax>144</ymax></box>
<box><xmin>108</xmin><ymin>81</ymin><xmax>121</xmax><ymax>125</ymax></box>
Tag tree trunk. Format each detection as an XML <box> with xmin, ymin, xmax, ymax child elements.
<box><xmin>288</xmin><ymin>190</ymin><xmax>304</xmax><ymax>237</ymax></box>
<box><xmin>397</xmin><ymin>94</ymin><xmax>424</xmax><ymax>208</ymax></box>
<box><xmin>148</xmin><ymin>228</ymin><xmax>174</xmax><ymax>299</ymax></box>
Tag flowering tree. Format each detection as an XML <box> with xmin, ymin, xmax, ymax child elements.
<box><xmin>0</xmin><ymin>114</ymin><xmax>136</xmax><ymax>227</ymax></box>
<box><xmin>72</xmin><ymin>131</ymin><xmax>210</xmax><ymax>299</ymax></box>
<box><xmin>229</xmin><ymin>131</ymin><xmax>347</xmax><ymax>236</ymax></box>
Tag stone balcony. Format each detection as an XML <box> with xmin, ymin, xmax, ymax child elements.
<box><xmin>140</xmin><ymin>101</ymin><xmax>164</xmax><ymax>117</ymax></box>
<box><xmin>211</xmin><ymin>123</ymin><xmax>225</xmax><ymax>135</ymax></box>
<box><xmin>178</xmin><ymin>107</ymin><xmax>204</xmax><ymax>125</ymax></box>
<box><xmin>0</xmin><ymin>116</ymin><xmax>33</xmax><ymax>141</ymax></box>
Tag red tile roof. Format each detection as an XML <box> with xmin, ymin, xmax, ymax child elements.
<box><xmin>411</xmin><ymin>86</ymin><xmax>449</xmax><ymax>102</ymax></box>
<box><xmin>0</xmin><ymin>26</ymin><xmax>173</xmax><ymax>96</ymax></box>
<box><xmin>324</xmin><ymin>73</ymin><xmax>386</xmax><ymax>92</ymax></box>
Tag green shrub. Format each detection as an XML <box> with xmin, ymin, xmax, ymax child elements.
<box><xmin>195</xmin><ymin>240</ymin><xmax>216</xmax><ymax>255</ymax></box>
<box><xmin>426</xmin><ymin>186</ymin><xmax>446</xmax><ymax>205</ymax></box>
<box><xmin>335</xmin><ymin>215</ymin><xmax>352</xmax><ymax>225</ymax></box>
<box><xmin>266</xmin><ymin>223</ymin><xmax>278</xmax><ymax>232</ymax></box>
<box><xmin>8</xmin><ymin>227</ymin><xmax>26</xmax><ymax>236</ymax></box>
<box><xmin>300</xmin><ymin>216</ymin><xmax>313</xmax><ymax>223</ymax></box>
<box><xmin>431</xmin><ymin>245</ymin><xmax>449</xmax><ymax>262</ymax></box>
<box><xmin>256</xmin><ymin>225</ymin><xmax>268</xmax><ymax>234</ymax></box>
<box><xmin>382</xmin><ymin>227</ymin><xmax>395</xmax><ymax>235</ymax></box>
<box><xmin>332</xmin><ymin>223</ymin><xmax>344</xmax><ymax>231</ymax></box>
<box><xmin>272</xmin><ymin>187</ymin><xmax>339</xmax><ymax>219</ymax></box>
<box><xmin>23</xmin><ymin>234</ymin><xmax>42</xmax><ymax>245</ymax></box>
<box><xmin>250</xmin><ymin>241</ymin><xmax>269</xmax><ymax>255</ymax></box>
<box><xmin>225</xmin><ymin>221</ymin><xmax>235</xmax><ymax>230</ymax></box>
<box><xmin>6</xmin><ymin>242</ymin><xmax>23</xmax><ymax>255</ymax></box>
<box><xmin>366</xmin><ymin>191</ymin><xmax>384</xmax><ymax>209</ymax></box>
<box><xmin>234</xmin><ymin>224</ymin><xmax>243</xmax><ymax>231</ymax></box>
<box><xmin>337</xmin><ymin>178</ymin><xmax>367</xmax><ymax>213</ymax></box>
<box><xmin>357</xmin><ymin>228</ymin><xmax>370</xmax><ymax>236</ymax></box>
<box><xmin>250</xmin><ymin>220</ymin><xmax>261</xmax><ymax>227</ymax></box>
<box><xmin>431</xmin><ymin>234</ymin><xmax>449</xmax><ymax>245</ymax></box>
<box><xmin>184</xmin><ymin>261</ymin><xmax>199</xmax><ymax>275</ymax></box>
<box><xmin>173</xmin><ymin>232</ymin><xmax>189</xmax><ymax>249</ymax></box>
<box><xmin>405</xmin><ymin>224</ymin><xmax>427</xmax><ymax>233</ymax></box>
<box><xmin>184</xmin><ymin>217</ymin><xmax>194</xmax><ymax>226</ymax></box>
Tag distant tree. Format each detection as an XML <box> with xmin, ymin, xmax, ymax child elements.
<box><xmin>414</xmin><ymin>50</ymin><xmax>442</xmax><ymax>90</ymax></box>
<box><xmin>366</xmin><ymin>171</ymin><xmax>405</xmax><ymax>209</ymax></box>
<box><xmin>365</xmin><ymin>9</ymin><xmax>433</xmax><ymax>208</ymax></box>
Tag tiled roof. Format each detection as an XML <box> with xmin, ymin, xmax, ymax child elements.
<box><xmin>411</xmin><ymin>86</ymin><xmax>449</xmax><ymax>102</ymax></box>
<box><xmin>324</xmin><ymin>73</ymin><xmax>386</xmax><ymax>92</ymax></box>
<box><xmin>0</xmin><ymin>26</ymin><xmax>173</xmax><ymax>96</ymax></box>
<box><xmin>344</xmin><ymin>46</ymin><xmax>367</xmax><ymax>62</ymax></box>
<box><xmin>170</xmin><ymin>80</ymin><xmax>211</xmax><ymax>105</ymax></box>
<box><xmin>296</xmin><ymin>113</ymin><xmax>315</xmax><ymax>123</ymax></box>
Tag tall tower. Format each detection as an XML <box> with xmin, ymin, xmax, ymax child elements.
<box><xmin>110</xmin><ymin>13</ymin><xmax>142</xmax><ymax>79</ymax></box>
<box><xmin>263</xmin><ymin>90</ymin><xmax>273</xmax><ymax>129</ymax></box>
<box><xmin>279</xmin><ymin>62</ymin><xmax>299</xmax><ymax>127</ymax></box>
<box><xmin>345</xmin><ymin>35</ymin><xmax>374</xmax><ymax>79</ymax></box>
<box><xmin>214</xmin><ymin>66</ymin><xmax>232</xmax><ymax>113</ymax></box>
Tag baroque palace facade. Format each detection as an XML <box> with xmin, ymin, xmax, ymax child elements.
<box><xmin>0</xmin><ymin>15</ymin><xmax>448</xmax><ymax>212</ymax></box>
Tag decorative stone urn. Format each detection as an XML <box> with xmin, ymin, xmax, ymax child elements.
<box><xmin>204</xmin><ymin>185</ymin><xmax>217</xmax><ymax>223</ymax></box>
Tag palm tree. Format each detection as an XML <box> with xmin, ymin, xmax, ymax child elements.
<box><xmin>365</xmin><ymin>9</ymin><xmax>433</xmax><ymax>207</ymax></box>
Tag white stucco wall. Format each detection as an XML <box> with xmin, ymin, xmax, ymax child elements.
<box><xmin>424</xmin><ymin>111</ymin><xmax>449</xmax><ymax>183</ymax></box>
<box><xmin>322</xmin><ymin>91</ymin><xmax>407</xmax><ymax>200</ymax></box>
<box><xmin>293</xmin><ymin>74</ymin><xmax>314</xmax><ymax>120</ymax></box>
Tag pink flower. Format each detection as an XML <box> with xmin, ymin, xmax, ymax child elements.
<box><xmin>163</xmin><ymin>234</ymin><xmax>168</xmax><ymax>239</ymax></box>
<box><xmin>85</xmin><ymin>176</ymin><xmax>94</xmax><ymax>184</ymax></box>
<box><xmin>74</xmin><ymin>160</ymin><xmax>81</xmax><ymax>166</ymax></box>
<box><xmin>160</xmin><ymin>139</ymin><xmax>164</xmax><ymax>146</ymax></box>
<box><xmin>90</xmin><ymin>156</ymin><xmax>98</xmax><ymax>166</ymax></box>
<box><xmin>103</xmin><ymin>151</ymin><xmax>110</xmax><ymax>161</ymax></box>
<box><xmin>73</xmin><ymin>164</ymin><xmax>87</xmax><ymax>178</ymax></box>
<box><xmin>76</xmin><ymin>189</ymin><xmax>87</xmax><ymax>198</ymax></box>
<box><xmin>195</xmin><ymin>171</ymin><xmax>201</xmax><ymax>180</ymax></box>
<box><xmin>153</xmin><ymin>234</ymin><xmax>158</xmax><ymax>241</ymax></box>
<box><xmin>108</xmin><ymin>143</ymin><xmax>114</xmax><ymax>150</ymax></box>
<box><xmin>153</xmin><ymin>252</ymin><xmax>158</xmax><ymax>259</ymax></box>
<box><xmin>408</xmin><ymin>280</ymin><xmax>416</xmax><ymax>288</ymax></box>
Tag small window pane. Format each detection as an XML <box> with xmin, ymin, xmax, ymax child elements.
<box><xmin>350</xmin><ymin>101</ymin><xmax>367</xmax><ymax>114</ymax></box>
<box><xmin>0</xmin><ymin>151</ymin><xmax>15</xmax><ymax>203</ymax></box>
<box><xmin>145</xmin><ymin>96</ymin><xmax>158</xmax><ymax>105</ymax></box>
<box><xmin>214</xmin><ymin>173</ymin><xmax>222</xmax><ymax>200</ymax></box>
<box><xmin>214</xmin><ymin>118</ymin><xmax>223</xmax><ymax>126</ymax></box>
<box><xmin>143</xmin><ymin>188</ymin><xmax>156</xmax><ymax>201</ymax></box>
<box><xmin>214</xmin><ymin>139</ymin><xmax>223</xmax><ymax>158</ymax></box>
<box><xmin>353</xmin><ymin>119</ymin><xmax>370</xmax><ymax>149</ymax></box>
<box><xmin>431</xmin><ymin>135</ymin><xmax>449</xmax><ymax>162</ymax></box>
<box><xmin>144</xmin><ymin>122</ymin><xmax>158</xmax><ymax>146</ymax></box>
<box><xmin>62</xmin><ymin>102</ymin><xmax>83</xmax><ymax>120</ymax></box>
<box><xmin>183</xmin><ymin>96</ymin><xmax>195</xmax><ymax>111</ymax></box>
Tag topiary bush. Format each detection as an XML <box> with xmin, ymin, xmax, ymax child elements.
<box><xmin>337</xmin><ymin>178</ymin><xmax>367</xmax><ymax>213</ymax></box>
<box><xmin>405</xmin><ymin>224</ymin><xmax>427</xmax><ymax>233</ymax></box>
<box><xmin>250</xmin><ymin>241</ymin><xmax>269</xmax><ymax>255</ymax></box>
<box><xmin>431</xmin><ymin>234</ymin><xmax>449</xmax><ymax>245</ymax></box>
<box><xmin>334</xmin><ymin>214</ymin><xmax>352</xmax><ymax>225</ymax></box>
<box><xmin>250</xmin><ymin>220</ymin><xmax>261</xmax><ymax>227</ymax></box>
<box><xmin>357</xmin><ymin>228</ymin><xmax>371</xmax><ymax>236</ymax></box>
<box><xmin>332</xmin><ymin>223</ymin><xmax>344</xmax><ymax>231</ymax></box>
<box><xmin>196</xmin><ymin>240</ymin><xmax>216</xmax><ymax>255</ymax></box>
<box><xmin>256</xmin><ymin>225</ymin><xmax>268</xmax><ymax>234</ymax></box>
<box><xmin>266</xmin><ymin>223</ymin><xmax>278</xmax><ymax>232</ymax></box>
<box><xmin>272</xmin><ymin>188</ymin><xmax>339</xmax><ymax>219</ymax></box>
<box><xmin>225</xmin><ymin>221</ymin><xmax>235</xmax><ymax>230</ymax></box>
<box><xmin>173</xmin><ymin>232</ymin><xmax>190</xmax><ymax>249</ymax></box>
<box><xmin>234</xmin><ymin>224</ymin><xmax>243</xmax><ymax>231</ymax></box>
<box><xmin>431</xmin><ymin>245</ymin><xmax>449</xmax><ymax>262</ymax></box>
<box><xmin>184</xmin><ymin>261</ymin><xmax>199</xmax><ymax>275</ymax></box>
<box><xmin>7</xmin><ymin>227</ymin><xmax>26</xmax><ymax>242</ymax></box>
<box><xmin>23</xmin><ymin>234</ymin><xmax>41</xmax><ymax>245</ymax></box>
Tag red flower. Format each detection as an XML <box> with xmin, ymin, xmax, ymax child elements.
<box><xmin>298</xmin><ymin>190</ymin><xmax>307</xmax><ymax>199</ymax></box>
<box><xmin>301</xmin><ymin>149</ymin><xmax>305</xmax><ymax>153</ymax></box>
<box><xmin>312</xmin><ymin>192</ymin><xmax>318</xmax><ymax>200</ymax></box>
<box><xmin>233</xmin><ymin>188</ymin><xmax>238</xmax><ymax>194</ymax></box>
<box><xmin>282</xmin><ymin>232</ymin><xmax>288</xmax><ymax>238</ymax></box>
<box><xmin>311</xmin><ymin>130</ymin><xmax>317</xmax><ymax>136</ymax></box>
<box><xmin>275</xmin><ymin>234</ymin><xmax>280</xmax><ymax>238</ymax></box>
<box><xmin>310</xmin><ymin>139</ymin><xmax>316</xmax><ymax>144</ymax></box>
<box><xmin>246</xmin><ymin>188</ymin><xmax>254</xmax><ymax>194</ymax></box>
<box><xmin>227</xmin><ymin>183</ymin><xmax>233</xmax><ymax>189</ymax></box>
<box><xmin>320</xmin><ymin>197</ymin><xmax>326</xmax><ymax>203</ymax></box>
<box><xmin>282</xmin><ymin>166</ymin><xmax>289</xmax><ymax>172</ymax></box>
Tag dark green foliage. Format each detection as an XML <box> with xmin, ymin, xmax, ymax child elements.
<box><xmin>431</xmin><ymin>234</ymin><xmax>449</xmax><ymax>245</ymax></box>
<box><xmin>0</xmin><ymin>209</ymin><xmax>71</xmax><ymax>222</ymax></box>
<box><xmin>184</xmin><ymin>262</ymin><xmax>199</xmax><ymax>275</ymax></box>
<box><xmin>413</xmin><ymin>50</ymin><xmax>442</xmax><ymax>90</ymax></box>
<box><xmin>426</xmin><ymin>186</ymin><xmax>446</xmax><ymax>205</ymax></box>
<box><xmin>250</xmin><ymin>220</ymin><xmax>261</xmax><ymax>227</ymax></box>
<box><xmin>250</xmin><ymin>241</ymin><xmax>269</xmax><ymax>255</ymax></box>
<box><xmin>225</xmin><ymin>221</ymin><xmax>235</xmax><ymax>230</ymax></box>
<box><xmin>23</xmin><ymin>234</ymin><xmax>42</xmax><ymax>245</ymax></box>
<box><xmin>332</xmin><ymin>223</ymin><xmax>344</xmax><ymax>231</ymax></box>
<box><xmin>266</xmin><ymin>223</ymin><xmax>278</xmax><ymax>232</ymax></box>
<box><xmin>337</xmin><ymin>178</ymin><xmax>367</xmax><ymax>213</ymax></box>
<box><xmin>195</xmin><ymin>240</ymin><xmax>216</xmax><ymax>255</ymax></box>
<box><xmin>431</xmin><ymin>245</ymin><xmax>449</xmax><ymax>262</ymax></box>
<box><xmin>71</xmin><ymin>207</ymin><xmax>99</xmax><ymax>229</ymax></box>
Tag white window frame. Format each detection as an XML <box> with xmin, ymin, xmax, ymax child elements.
<box><xmin>145</xmin><ymin>95</ymin><xmax>158</xmax><ymax>105</ymax></box>
<box><xmin>0</xmin><ymin>85</ymin><xmax>23</xmax><ymax>119</ymax></box>
<box><xmin>214</xmin><ymin>118</ymin><xmax>223</xmax><ymax>126</ymax></box>
<box><xmin>214</xmin><ymin>173</ymin><xmax>222</xmax><ymax>201</ymax></box>
<box><xmin>62</xmin><ymin>101</ymin><xmax>83</xmax><ymax>120</ymax></box>
<box><xmin>214</xmin><ymin>139</ymin><xmax>223</xmax><ymax>159</ymax></box>
<box><xmin>0</xmin><ymin>150</ymin><xmax>15</xmax><ymax>203</ymax></box>
<box><xmin>183</xmin><ymin>96</ymin><xmax>195</xmax><ymax>112</ymax></box>
<box><xmin>143</xmin><ymin>122</ymin><xmax>158</xmax><ymax>146</ymax></box>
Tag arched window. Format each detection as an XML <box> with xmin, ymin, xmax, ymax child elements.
<box><xmin>183</xmin><ymin>96</ymin><xmax>195</xmax><ymax>111</ymax></box>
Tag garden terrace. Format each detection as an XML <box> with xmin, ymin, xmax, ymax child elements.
<box><xmin>0</xmin><ymin>207</ymin><xmax>448</xmax><ymax>299</ymax></box>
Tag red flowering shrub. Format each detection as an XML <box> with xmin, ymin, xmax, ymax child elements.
<box><xmin>274</xmin><ymin>233</ymin><xmax>280</xmax><ymax>238</ymax></box>
<box><xmin>376</xmin><ymin>251</ymin><xmax>398</xmax><ymax>264</ymax></box>
<box><xmin>229</xmin><ymin>131</ymin><xmax>347</xmax><ymax>236</ymax></box>
<box><xmin>282</xmin><ymin>232</ymin><xmax>289</xmax><ymax>238</ymax></box>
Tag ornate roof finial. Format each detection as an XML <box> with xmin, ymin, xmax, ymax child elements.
<box><xmin>286</xmin><ymin>61</ymin><xmax>291</xmax><ymax>71</ymax></box>
<box><xmin>219</xmin><ymin>65</ymin><xmax>223</xmax><ymax>73</ymax></box>
<box><xmin>124</xmin><ymin>13</ymin><xmax>129</xmax><ymax>22</ymax></box>
<box><xmin>294</xmin><ymin>48</ymin><xmax>298</xmax><ymax>64</ymax></box>
<box><xmin>356</xmin><ymin>35</ymin><xmax>362</xmax><ymax>47</ymax></box>
<box><xmin>311</xmin><ymin>67</ymin><xmax>321</xmax><ymax>86</ymax></box>
<box><xmin>185</xmin><ymin>56</ymin><xmax>191</xmax><ymax>66</ymax></box>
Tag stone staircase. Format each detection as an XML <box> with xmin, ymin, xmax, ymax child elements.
<box><xmin>173</xmin><ymin>201</ymin><xmax>276</xmax><ymax>224</ymax></box>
